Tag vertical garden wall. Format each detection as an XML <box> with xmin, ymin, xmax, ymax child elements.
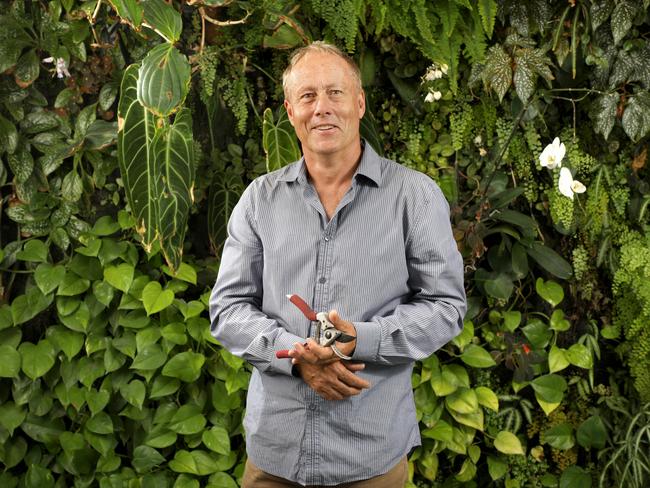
<box><xmin>1</xmin><ymin>0</ymin><xmax>650</xmax><ymax>487</ymax></box>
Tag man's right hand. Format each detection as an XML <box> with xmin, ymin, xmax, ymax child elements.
<box><xmin>295</xmin><ymin>361</ymin><xmax>370</xmax><ymax>401</ymax></box>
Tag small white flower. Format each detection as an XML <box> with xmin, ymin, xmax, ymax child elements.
<box><xmin>424</xmin><ymin>65</ymin><xmax>444</xmax><ymax>81</ymax></box>
<box><xmin>539</xmin><ymin>137</ymin><xmax>566</xmax><ymax>169</ymax></box>
<box><xmin>433</xmin><ymin>90</ymin><xmax>442</xmax><ymax>100</ymax></box>
<box><xmin>558</xmin><ymin>167</ymin><xmax>586</xmax><ymax>200</ymax></box>
<box><xmin>43</xmin><ymin>56</ymin><xmax>71</xmax><ymax>78</ymax></box>
<box><xmin>479</xmin><ymin>147</ymin><xmax>488</xmax><ymax>157</ymax></box>
<box><xmin>474</xmin><ymin>134</ymin><xmax>483</xmax><ymax>145</ymax></box>
<box><xmin>424</xmin><ymin>91</ymin><xmax>435</xmax><ymax>103</ymax></box>
<box><xmin>440</xmin><ymin>63</ymin><xmax>449</xmax><ymax>75</ymax></box>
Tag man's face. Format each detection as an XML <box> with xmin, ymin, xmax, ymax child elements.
<box><xmin>284</xmin><ymin>52</ymin><xmax>365</xmax><ymax>159</ymax></box>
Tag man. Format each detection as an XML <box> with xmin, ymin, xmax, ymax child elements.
<box><xmin>209</xmin><ymin>41</ymin><xmax>466</xmax><ymax>487</ymax></box>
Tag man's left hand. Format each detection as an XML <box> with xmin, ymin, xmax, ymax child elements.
<box><xmin>288</xmin><ymin>310</ymin><xmax>356</xmax><ymax>365</ymax></box>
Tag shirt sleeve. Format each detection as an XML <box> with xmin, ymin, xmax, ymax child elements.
<box><xmin>352</xmin><ymin>181</ymin><xmax>466</xmax><ymax>365</ymax></box>
<box><xmin>209</xmin><ymin>185</ymin><xmax>303</xmax><ymax>377</ymax></box>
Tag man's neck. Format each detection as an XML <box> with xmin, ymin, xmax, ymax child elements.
<box><xmin>303</xmin><ymin>140</ymin><xmax>363</xmax><ymax>188</ymax></box>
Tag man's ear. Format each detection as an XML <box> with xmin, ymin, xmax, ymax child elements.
<box><xmin>284</xmin><ymin>99</ymin><xmax>295</xmax><ymax>126</ymax></box>
<box><xmin>357</xmin><ymin>89</ymin><xmax>366</xmax><ymax>119</ymax></box>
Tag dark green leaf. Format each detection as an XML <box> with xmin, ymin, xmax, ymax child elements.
<box><xmin>0</xmin><ymin>402</ymin><xmax>26</xmax><ymax>434</ymax></box>
<box><xmin>559</xmin><ymin>466</ymin><xmax>592</xmax><ymax>488</ymax></box>
<box><xmin>0</xmin><ymin>114</ymin><xmax>19</xmax><ymax>154</ymax></box>
<box><xmin>86</xmin><ymin>412</ymin><xmax>114</xmax><ymax>434</ymax></box>
<box><xmin>14</xmin><ymin>49</ymin><xmax>39</xmax><ymax>88</ymax></box>
<box><xmin>531</xmin><ymin>374</ymin><xmax>567</xmax><ymax>403</ymax></box>
<box><xmin>131</xmin><ymin>343</ymin><xmax>167</xmax><ymax>370</ymax></box>
<box><xmin>163</xmin><ymin>351</ymin><xmax>205</xmax><ymax>382</ymax></box>
<box><xmin>137</xmin><ymin>44</ymin><xmax>190</xmax><ymax>116</ymax></box>
<box><xmin>133</xmin><ymin>445</ymin><xmax>165</xmax><ymax>473</ymax></box>
<box><xmin>142</xmin><ymin>0</ymin><xmax>182</xmax><ymax>43</ymax></box>
<box><xmin>47</xmin><ymin>326</ymin><xmax>83</xmax><ymax>360</ymax></box>
<box><xmin>522</xmin><ymin>319</ymin><xmax>552</xmax><ymax>349</ymax></box>
<box><xmin>526</xmin><ymin>241</ymin><xmax>572</xmax><ymax>279</ymax></box>
<box><xmin>120</xmin><ymin>379</ymin><xmax>146</xmax><ymax>408</ymax></box>
<box><xmin>75</xmin><ymin>103</ymin><xmax>97</xmax><ymax>140</ymax></box>
<box><xmin>611</xmin><ymin>0</ymin><xmax>637</xmax><ymax>44</ymax></box>
<box><xmin>576</xmin><ymin>416</ymin><xmax>607</xmax><ymax>449</ymax></box>
<box><xmin>169</xmin><ymin>404</ymin><xmax>206</xmax><ymax>435</ymax></box>
<box><xmin>622</xmin><ymin>93</ymin><xmax>650</xmax><ymax>143</ymax></box>
<box><xmin>99</xmin><ymin>82</ymin><xmax>119</xmax><ymax>111</ymax></box>
<box><xmin>11</xmin><ymin>287</ymin><xmax>53</xmax><ymax>325</ymax></box>
<box><xmin>483</xmin><ymin>45</ymin><xmax>512</xmax><ymax>102</ymax></box>
<box><xmin>262</xmin><ymin>107</ymin><xmax>301</xmax><ymax>172</ymax></box>
<box><xmin>7</xmin><ymin>146</ymin><xmax>33</xmax><ymax>183</ymax></box>
<box><xmin>544</xmin><ymin>423</ymin><xmax>575</xmax><ymax>449</ymax></box>
<box><xmin>590</xmin><ymin>93</ymin><xmax>617</xmax><ymax>140</ymax></box>
<box><xmin>110</xmin><ymin>0</ymin><xmax>144</xmax><ymax>26</ymax></box>
<box><xmin>16</xmin><ymin>239</ymin><xmax>48</xmax><ymax>263</ymax></box>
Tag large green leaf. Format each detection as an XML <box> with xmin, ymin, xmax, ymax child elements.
<box><xmin>262</xmin><ymin>107</ymin><xmax>301</xmax><ymax>173</ymax></box>
<box><xmin>544</xmin><ymin>423</ymin><xmax>575</xmax><ymax>450</ymax></box>
<box><xmin>11</xmin><ymin>287</ymin><xmax>53</xmax><ymax>325</ymax></box>
<box><xmin>559</xmin><ymin>466</ymin><xmax>592</xmax><ymax>488</ymax></box>
<box><xmin>526</xmin><ymin>241</ymin><xmax>573</xmax><ymax>279</ymax></box>
<box><xmin>0</xmin><ymin>345</ymin><xmax>21</xmax><ymax>378</ymax></box>
<box><xmin>151</xmin><ymin>107</ymin><xmax>195</xmax><ymax>271</ymax></box>
<box><xmin>118</xmin><ymin>64</ymin><xmax>157</xmax><ymax>251</ymax></box>
<box><xmin>137</xmin><ymin>43</ymin><xmax>191</xmax><ymax>117</ymax></box>
<box><xmin>142</xmin><ymin>0</ymin><xmax>182</xmax><ymax>43</ymax></box>
<box><xmin>109</xmin><ymin>0</ymin><xmax>143</xmax><ymax>27</ymax></box>
<box><xmin>208</xmin><ymin>169</ymin><xmax>244</xmax><ymax>254</ymax></box>
<box><xmin>494</xmin><ymin>431</ymin><xmax>524</xmax><ymax>455</ymax></box>
<box><xmin>576</xmin><ymin>415</ymin><xmax>607</xmax><ymax>449</ymax></box>
<box><xmin>163</xmin><ymin>351</ymin><xmax>205</xmax><ymax>382</ymax></box>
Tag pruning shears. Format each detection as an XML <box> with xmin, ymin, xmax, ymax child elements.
<box><xmin>276</xmin><ymin>294</ymin><xmax>356</xmax><ymax>360</ymax></box>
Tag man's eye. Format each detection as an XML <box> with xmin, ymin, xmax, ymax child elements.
<box><xmin>330</xmin><ymin>90</ymin><xmax>343</xmax><ymax>95</ymax></box>
<box><xmin>301</xmin><ymin>93</ymin><xmax>315</xmax><ymax>99</ymax></box>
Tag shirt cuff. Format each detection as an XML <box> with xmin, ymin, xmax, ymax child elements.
<box><xmin>269</xmin><ymin>331</ymin><xmax>305</xmax><ymax>376</ymax></box>
<box><xmin>351</xmin><ymin>321</ymin><xmax>380</xmax><ymax>362</ymax></box>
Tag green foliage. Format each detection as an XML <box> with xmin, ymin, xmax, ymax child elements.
<box><xmin>2</xmin><ymin>0</ymin><xmax>650</xmax><ymax>486</ymax></box>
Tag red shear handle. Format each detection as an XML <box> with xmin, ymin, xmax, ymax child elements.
<box><xmin>276</xmin><ymin>349</ymin><xmax>291</xmax><ymax>359</ymax></box>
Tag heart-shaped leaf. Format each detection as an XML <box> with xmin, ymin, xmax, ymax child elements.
<box><xmin>104</xmin><ymin>263</ymin><xmax>135</xmax><ymax>293</ymax></box>
<box><xmin>0</xmin><ymin>345</ymin><xmax>21</xmax><ymax>378</ymax></box>
<box><xmin>494</xmin><ymin>431</ymin><xmax>524</xmax><ymax>455</ymax></box>
<box><xmin>34</xmin><ymin>263</ymin><xmax>66</xmax><ymax>294</ymax></box>
<box><xmin>169</xmin><ymin>405</ymin><xmax>206</xmax><ymax>435</ymax></box>
<box><xmin>131</xmin><ymin>343</ymin><xmax>167</xmax><ymax>370</ymax></box>
<box><xmin>460</xmin><ymin>344</ymin><xmax>496</xmax><ymax>368</ymax></box>
<box><xmin>142</xmin><ymin>281</ymin><xmax>174</xmax><ymax>315</ymax></box>
<box><xmin>120</xmin><ymin>379</ymin><xmax>146</xmax><ymax>408</ymax></box>
<box><xmin>16</xmin><ymin>240</ymin><xmax>48</xmax><ymax>263</ymax></box>
<box><xmin>544</xmin><ymin>423</ymin><xmax>575</xmax><ymax>450</ymax></box>
<box><xmin>163</xmin><ymin>351</ymin><xmax>205</xmax><ymax>382</ymax></box>
<box><xmin>47</xmin><ymin>326</ymin><xmax>84</xmax><ymax>360</ymax></box>
<box><xmin>536</xmin><ymin>278</ymin><xmax>564</xmax><ymax>307</ymax></box>
<box><xmin>549</xmin><ymin>345</ymin><xmax>570</xmax><ymax>373</ymax></box>
<box><xmin>19</xmin><ymin>340</ymin><xmax>56</xmax><ymax>379</ymax></box>
<box><xmin>133</xmin><ymin>445</ymin><xmax>166</xmax><ymax>473</ymax></box>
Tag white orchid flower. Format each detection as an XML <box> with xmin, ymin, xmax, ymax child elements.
<box><xmin>558</xmin><ymin>167</ymin><xmax>586</xmax><ymax>200</ymax></box>
<box><xmin>43</xmin><ymin>57</ymin><xmax>71</xmax><ymax>78</ymax></box>
<box><xmin>539</xmin><ymin>137</ymin><xmax>566</xmax><ymax>169</ymax></box>
<box><xmin>433</xmin><ymin>90</ymin><xmax>442</xmax><ymax>100</ymax></box>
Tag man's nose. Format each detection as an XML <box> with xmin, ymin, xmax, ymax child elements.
<box><xmin>314</xmin><ymin>94</ymin><xmax>332</xmax><ymax>116</ymax></box>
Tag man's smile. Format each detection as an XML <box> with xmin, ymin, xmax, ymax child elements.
<box><xmin>312</xmin><ymin>124</ymin><xmax>338</xmax><ymax>132</ymax></box>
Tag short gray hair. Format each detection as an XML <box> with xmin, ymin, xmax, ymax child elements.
<box><xmin>282</xmin><ymin>41</ymin><xmax>362</xmax><ymax>99</ymax></box>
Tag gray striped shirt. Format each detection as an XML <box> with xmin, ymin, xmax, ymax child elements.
<box><xmin>209</xmin><ymin>142</ymin><xmax>466</xmax><ymax>486</ymax></box>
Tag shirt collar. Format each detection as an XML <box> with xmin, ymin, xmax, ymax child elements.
<box><xmin>276</xmin><ymin>139</ymin><xmax>383</xmax><ymax>186</ymax></box>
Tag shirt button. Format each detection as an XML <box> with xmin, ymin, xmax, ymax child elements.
<box><xmin>324</xmin><ymin>235</ymin><xmax>330</xmax><ymax>241</ymax></box>
<box><xmin>308</xmin><ymin>403</ymin><xmax>317</xmax><ymax>411</ymax></box>
<box><xmin>318</xmin><ymin>277</ymin><xmax>326</xmax><ymax>284</ymax></box>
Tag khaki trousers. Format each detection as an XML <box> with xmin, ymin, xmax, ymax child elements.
<box><xmin>241</xmin><ymin>457</ymin><xmax>408</xmax><ymax>488</ymax></box>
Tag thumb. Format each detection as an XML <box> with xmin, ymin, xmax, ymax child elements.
<box><xmin>328</xmin><ymin>309</ymin><xmax>342</xmax><ymax>324</ymax></box>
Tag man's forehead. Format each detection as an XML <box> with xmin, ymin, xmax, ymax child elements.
<box><xmin>288</xmin><ymin>54</ymin><xmax>355</xmax><ymax>86</ymax></box>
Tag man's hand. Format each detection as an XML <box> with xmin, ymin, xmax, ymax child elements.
<box><xmin>295</xmin><ymin>360</ymin><xmax>370</xmax><ymax>401</ymax></box>
<box><xmin>287</xmin><ymin>310</ymin><xmax>357</xmax><ymax>365</ymax></box>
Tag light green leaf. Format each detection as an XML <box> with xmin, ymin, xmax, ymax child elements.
<box><xmin>550</xmin><ymin>309</ymin><xmax>571</xmax><ymax>332</ymax></box>
<box><xmin>262</xmin><ymin>106</ymin><xmax>301</xmax><ymax>173</ymax></box>
<box><xmin>494</xmin><ymin>431</ymin><xmax>524</xmax><ymax>455</ymax></box>
<box><xmin>445</xmin><ymin>388</ymin><xmax>479</xmax><ymax>414</ymax></box>
<box><xmin>57</xmin><ymin>272</ymin><xmax>90</xmax><ymax>296</ymax></box>
<box><xmin>163</xmin><ymin>262</ymin><xmax>197</xmax><ymax>284</ymax></box>
<box><xmin>421</xmin><ymin>420</ymin><xmax>453</xmax><ymax>442</ymax></box>
<box><xmin>477</xmin><ymin>0</ymin><xmax>497</xmax><ymax>37</ymax></box>
<box><xmin>544</xmin><ymin>423</ymin><xmax>575</xmax><ymax>450</ymax></box>
<box><xmin>34</xmin><ymin>263</ymin><xmax>66</xmax><ymax>294</ymax></box>
<box><xmin>104</xmin><ymin>263</ymin><xmax>135</xmax><ymax>293</ymax></box>
<box><xmin>531</xmin><ymin>374</ymin><xmax>567</xmax><ymax>404</ymax></box>
<box><xmin>75</xmin><ymin>103</ymin><xmax>97</xmax><ymax>140</ymax></box>
<box><xmin>475</xmin><ymin>386</ymin><xmax>499</xmax><ymax>412</ymax></box>
<box><xmin>576</xmin><ymin>415</ymin><xmax>607</xmax><ymax>449</ymax></box>
<box><xmin>137</xmin><ymin>44</ymin><xmax>190</xmax><ymax>117</ymax></box>
<box><xmin>16</xmin><ymin>240</ymin><xmax>48</xmax><ymax>263</ymax></box>
<box><xmin>93</xmin><ymin>281</ymin><xmax>115</xmax><ymax>307</ymax></box>
<box><xmin>502</xmin><ymin>311</ymin><xmax>521</xmax><ymax>332</ymax></box>
<box><xmin>142</xmin><ymin>0</ymin><xmax>182</xmax><ymax>43</ymax></box>
<box><xmin>449</xmin><ymin>408</ymin><xmax>484</xmax><ymax>431</ymax></box>
<box><xmin>133</xmin><ymin>445</ymin><xmax>165</xmax><ymax>473</ymax></box>
<box><xmin>522</xmin><ymin>319</ymin><xmax>552</xmax><ymax>349</ymax></box>
<box><xmin>207</xmin><ymin>473</ymin><xmax>238</xmax><ymax>488</ymax></box>
<box><xmin>120</xmin><ymin>379</ymin><xmax>146</xmax><ymax>408</ymax></box>
<box><xmin>460</xmin><ymin>344</ymin><xmax>496</xmax><ymax>368</ymax></box>
<box><xmin>535</xmin><ymin>278</ymin><xmax>564</xmax><ymax>307</ymax></box>
<box><xmin>549</xmin><ymin>345</ymin><xmax>570</xmax><ymax>373</ymax></box>
<box><xmin>142</xmin><ymin>281</ymin><xmax>174</xmax><ymax>315</ymax></box>
<box><xmin>567</xmin><ymin>343</ymin><xmax>592</xmax><ymax>369</ymax></box>
<box><xmin>169</xmin><ymin>450</ymin><xmax>221</xmax><ymax>475</ymax></box>
<box><xmin>162</xmin><ymin>351</ymin><xmax>205</xmax><ymax>382</ymax></box>
<box><xmin>47</xmin><ymin>326</ymin><xmax>84</xmax><ymax>360</ymax></box>
<box><xmin>19</xmin><ymin>340</ymin><xmax>56</xmax><ymax>379</ymax></box>
<box><xmin>61</xmin><ymin>169</ymin><xmax>84</xmax><ymax>202</ymax></box>
<box><xmin>169</xmin><ymin>405</ymin><xmax>206</xmax><ymax>435</ymax></box>
<box><xmin>151</xmin><ymin>107</ymin><xmax>195</xmax><ymax>272</ymax></box>
<box><xmin>131</xmin><ymin>343</ymin><xmax>167</xmax><ymax>370</ymax></box>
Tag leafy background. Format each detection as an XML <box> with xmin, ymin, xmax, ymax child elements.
<box><xmin>1</xmin><ymin>0</ymin><xmax>650</xmax><ymax>487</ymax></box>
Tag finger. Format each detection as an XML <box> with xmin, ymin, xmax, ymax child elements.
<box><xmin>330</xmin><ymin>362</ymin><xmax>371</xmax><ymax>389</ymax></box>
<box><xmin>343</xmin><ymin>362</ymin><xmax>365</xmax><ymax>372</ymax></box>
<box><xmin>290</xmin><ymin>341</ymin><xmax>318</xmax><ymax>364</ymax></box>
